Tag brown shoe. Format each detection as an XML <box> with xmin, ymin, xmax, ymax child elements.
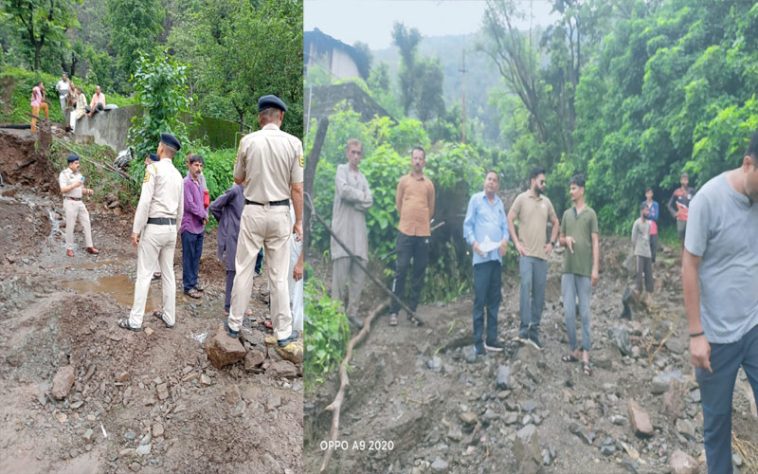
<box><xmin>86</xmin><ymin>247</ymin><xmax>100</xmax><ymax>255</ymax></box>
<box><xmin>66</xmin><ymin>249</ymin><xmax>74</xmax><ymax>257</ymax></box>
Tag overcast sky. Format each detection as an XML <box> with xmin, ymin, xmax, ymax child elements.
<box><xmin>304</xmin><ymin>0</ymin><xmax>558</xmax><ymax>50</ymax></box>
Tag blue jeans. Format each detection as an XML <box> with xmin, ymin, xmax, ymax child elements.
<box><xmin>472</xmin><ymin>261</ymin><xmax>502</xmax><ymax>347</ymax></box>
<box><xmin>696</xmin><ymin>324</ymin><xmax>758</xmax><ymax>474</ymax></box>
<box><xmin>562</xmin><ymin>273</ymin><xmax>592</xmax><ymax>351</ymax></box>
<box><xmin>181</xmin><ymin>230</ymin><xmax>204</xmax><ymax>292</ymax></box>
<box><xmin>518</xmin><ymin>256</ymin><xmax>547</xmax><ymax>339</ymax></box>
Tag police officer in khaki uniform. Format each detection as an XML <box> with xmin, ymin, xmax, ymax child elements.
<box><xmin>119</xmin><ymin>134</ymin><xmax>184</xmax><ymax>331</ymax></box>
<box><xmin>226</xmin><ymin>95</ymin><xmax>304</xmax><ymax>346</ymax></box>
<box><xmin>59</xmin><ymin>153</ymin><xmax>99</xmax><ymax>257</ymax></box>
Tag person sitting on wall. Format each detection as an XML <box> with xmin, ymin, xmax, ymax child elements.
<box><xmin>87</xmin><ymin>85</ymin><xmax>106</xmax><ymax>117</ymax></box>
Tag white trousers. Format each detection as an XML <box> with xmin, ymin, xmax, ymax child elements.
<box><xmin>64</xmin><ymin>198</ymin><xmax>93</xmax><ymax>249</ymax></box>
<box><xmin>129</xmin><ymin>224</ymin><xmax>178</xmax><ymax>327</ymax></box>
<box><xmin>229</xmin><ymin>205</ymin><xmax>291</xmax><ymax>339</ymax></box>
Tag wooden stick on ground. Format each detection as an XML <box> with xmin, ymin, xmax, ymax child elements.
<box><xmin>320</xmin><ymin>299</ymin><xmax>390</xmax><ymax>473</ymax></box>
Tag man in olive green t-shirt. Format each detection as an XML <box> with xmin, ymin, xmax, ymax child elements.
<box><xmin>559</xmin><ymin>174</ymin><xmax>600</xmax><ymax>375</ymax></box>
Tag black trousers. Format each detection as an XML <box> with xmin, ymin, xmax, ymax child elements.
<box><xmin>389</xmin><ymin>232</ymin><xmax>429</xmax><ymax>314</ymax></box>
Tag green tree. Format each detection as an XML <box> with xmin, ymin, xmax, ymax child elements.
<box><xmin>392</xmin><ymin>22</ymin><xmax>421</xmax><ymax>116</ymax></box>
<box><xmin>107</xmin><ymin>0</ymin><xmax>164</xmax><ymax>85</ymax></box>
<box><xmin>3</xmin><ymin>0</ymin><xmax>81</xmax><ymax>71</ymax></box>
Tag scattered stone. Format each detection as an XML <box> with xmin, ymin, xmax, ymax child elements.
<box><xmin>689</xmin><ymin>389</ymin><xmax>701</xmax><ymax>403</ymax></box>
<box><xmin>83</xmin><ymin>428</ymin><xmax>94</xmax><ymax>442</ymax></box>
<box><xmin>156</xmin><ymin>383</ymin><xmax>169</xmax><ymax>401</ymax></box>
<box><xmin>627</xmin><ymin>400</ymin><xmax>654</xmax><ymax>438</ymax></box>
<box><xmin>447</xmin><ymin>425</ymin><xmax>463</xmax><ymax>441</ymax></box>
<box><xmin>504</xmin><ymin>412</ymin><xmax>519</xmax><ymax>425</ymax></box>
<box><xmin>665</xmin><ymin>337</ymin><xmax>687</xmax><ymax>355</ymax></box>
<box><xmin>463</xmin><ymin>346</ymin><xmax>478</xmax><ymax>364</ymax></box>
<box><xmin>669</xmin><ymin>449</ymin><xmax>698</xmax><ymax>474</ymax></box>
<box><xmin>427</xmin><ymin>356</ymin><xmax>443</xmax><ymax>371</ymax></box>
<box><xmin>593</xmin><ymin>356</ymin><xmax>612</xmax><ymax>370</ymax></box>
<box><xmin>521</xmin><ymin>400</ymin><xmax>538</xmax><ymax>413</ymax></box>
<box><xmin>610</xmin><ymin>415</ymin><xmax>628</xmax><ymax>426</ymax></box>
<box><xmin>459</xmin><ymin>411</ymin><xmax>477</xmax><ymax>426</ymax></box>
<box><xmin>129</xmin><ymin>462</ymin><xmax>140</xmax><ymax>472</ymax></box>
<box><xmin>205</xmin><ymin>326</ymin><xmax>247</xmax><ymax>369</ymax></box>
<box><xmin>651</xmin><ymin>369</ymin><xmax>683</xmax><ymax>395</ymax></box>
<box><xmin>496</xmin><ymin>365</ymin><xmax>511</xmax><ymax>390</ymax></box>
<box><xmin>513</xmin><ymin>424</ymin><xmax>541</xmax><ymax>474</ymax></box>
<box><xmin>115</xmin><ymin>371</ymin><xmax>130</xmax><ymax>383</ymax></box>
<box><xmin>610</xmin><ymin>327</ymin><xmax>632</xmax><ymax>356</ymax></box>
<box><xmin>200</xmin><ymin>374</ymin><xmax>212</xmax><ymax>386</ymax></box>
<box><xmin>430</xmin><ymin>458</ymin><xmax>448</xmax><ymax>473</ymax></box>
<box><xmin>140</xmin><ymin>433</ymin><xmax>151</xmax><ymax>446</ymax></box>
<box><xmin>136</xmin><ymin>444</ymin><xmax>151</xmax><ymax>456</ymax></box>
<box><xmin>51</xmin><ymin>365</ymin><xmax>75</xmax><ymax>400</ymax></box>
<box><xmin>244</xmin><ymin>350</ymin><xmax>265</xmax><ymax>372</ymax></box>
<box><xmin>225</xmin><ymin>384</ymin><xmax>242</xmax><ymax>405</ymax></box>
<box><xmin>675</xmin><ymin>419</ymin><xmax>696</xmax><ymax>441</ymax></box>
<box><xmin>144</xmin><ymin>327</ymin><xmax>154</xmax><ymax>336</ymax></box>
<box><xmin>124</xmin><ymin>430</ymin><xmax>137</xmax><ymax>441</ymax></box>
<box><xmin>55</xmin><ymin>412</ymin><xmax>67</xmax><ymax>423</ymax></box>
<box><xmin>663</xmin><ymin>381</ymin><xmax>686</xmax><ymax>419</ymax></box>
<box><xmin>152</xmin><ymin>423</ymin><xmax>164</xmax><ymax>438</ymax></box>
<box><xmin>268</xmin><ymin>360</ymin><xmax>298</xmax><ymax>378</ymax></box>
<box><xmin>733</xmin><ymin>453</ymin><xmax>743</xmax><ymax>467</ymax></box>
<box><xmin>70</xmin><ymin>400</ymin><xmax>84</xmax><ymax>409</ymax></box>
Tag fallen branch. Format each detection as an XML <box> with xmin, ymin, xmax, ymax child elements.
<box><xmin>320</xmin><ymin>299</ymin><xmax>389</xmax><ymax>473</ymax></box>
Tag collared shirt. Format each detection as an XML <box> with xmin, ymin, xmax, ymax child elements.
<box><xmin>510</xmin><ymin>189</ymin><xmax>558</xmax><ymax>260</ymax></box>
<box><xmin>684</xmin><ymin>172</ymin><xmax>758</xmax><ymax>344</ymax></box>
<box><xmin>331</xmin><ymin>163</ymin><xmax>372</xmax><ymax>260</ymax></box>
<box><xmin>396</xmin><ymin>173</ymin><xmax>435</xmax><ymax>237</ymax></box>
<box><xmin>561</xmin><ymin>205</ymin><xmax>599</xmax><ymax>276</ymax></box>
<box><xmin>132</xmin><ymin>159</ymin><xmax>184</xmax><ymax>235</ymax></box>
<box><xmin>58</xmin><ymin>168</ymin><xmax>84</xmax><ymax>198</ymax></box>
<box><xmin>463</xmin><ymin>191</ymin><xmax>509</xmax><ymax>265</ymax></box>
<box><xmin>180</xmin><ymin>174</ymin><xmax>207</xmax><ymax>234</ymax></box>
<box><xmin>234</xmin><ymin>123</ymin><xmax>304</xmax><ymax>203</ymax></box>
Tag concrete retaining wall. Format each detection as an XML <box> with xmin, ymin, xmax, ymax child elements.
<box><xmin>72</xmin><ymin>105</ymin><xmax>141</xmax><ymax>152</ymax></box>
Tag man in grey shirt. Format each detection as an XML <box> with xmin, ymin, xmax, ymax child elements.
<box><xmin>331</xmin><ymin>139</ymin><xmax>373</xmax><ymax>328</ymax></box>
<box><xmin>682</xmin><ymin>130</ymin><xmax>758</xmax><ymax>474</ymax></box>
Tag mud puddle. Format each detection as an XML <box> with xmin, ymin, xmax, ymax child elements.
<box><xmin>60</xmin><ymin>275</ymin><xmax>162</xmax><ymax>314</ymax></box>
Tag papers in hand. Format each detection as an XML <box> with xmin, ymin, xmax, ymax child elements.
<box><xmin>478</xmin><ymin>236</ymin><xmax>501</xmax><ymax>254</ymax></box>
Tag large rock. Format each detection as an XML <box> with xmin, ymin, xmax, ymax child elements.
<box><xmin>627</xmin><ymin>400</ymin><xmax>654</xmax><ymax>438</ymax></box>
<box><xmin>267</xmin><ymin>360</ymin><xmax>298</xmax><ymax>378</ymax></box>
<box><xmin>265</xmin><ymin>335</ymin><xmax>304</xmax><ymax>365</ymax></box>
<box><xmin>669</xmin><ymin>449</ymin><xmax>698</xmax><ymax>474</ymax></box>
<box><xmin>205</xmin><ymin>326</ymin><xmax>247</xmax><ymax>369</ymax></box>
<box><xmin>651</xmin><ymin>369</ymin><xmax>684</xmax><ymax>395</ymax></box>
<box><xmin>496</xmin><ymin>365</ymin><xmax>511</xmax><ymax>390</ymax></box>
<box><xmin>51</xmin><ymin>366</ymin><xmax>75</xmax><ymax>400</ymax></box>
<box><xmin>244</xmin><ymin>350</ymin><xmax>266</xmax><ymax>371</ymax></box>
<box><xmin>609</xmin><ymin>327</ymin><xmax>632</xmax><ymax>356</ymax></box>
<box><xmin>513</xmin><ymin>424</ymin><xmax>542</xmax><ymax>474</ymax></box>
<box><xmin>663</xmin><ymin>381</ymin><xmax>686</xmax><ymax>419</ymax></box>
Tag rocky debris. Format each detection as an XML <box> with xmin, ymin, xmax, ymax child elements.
<box><xmin>669</xmin><ymin>449</ymin><xmax>698</xmax><ymax>474</ymax></box>
<box><xmin>459</xmin><ymin>411</ymin><xmax>477</xmax><ymax>426</ymax></box>
<box><xmin>496</xmin><ymin>365</ymin><xmax>511</xmax><ymax>390</ymax></box>
<box><xmin>51</xmin><ymin>365</ymin><xmax>75</xmax><ymax>400</ymax></box>
<box><xmin>427</xmin><ymin>356</ymin><xmax>443</xmax><ymax>371</ymax></box>
<box><xmin>265</xmin><ymin>335</ymin><xmax>304</xmax><ymax>365</ymax></box>
<box><xmin>115</xmin><ymin>371</ymin><xmax>130</xmax><ymax>383</ymax></box>
<box><xmin>152</xmin><ymin>423</ymin><xmax>164</xmax><ymax>438</ymax></box>
<box><xmin>156</xmin><ymin>383</ymin><xmax>169</xmax><ymax>401</ymax></box>
<box><xmin>205</xmin><ymin>326</ymin><xmax>246</xmax><ymax>369</ymax></box>
<box><xmin>268</xmin><ymin>360</ymin><xmax>298</xmax><ymax>379</ymax></box>
<box><xmin>675</xmin><ymin>419</ymin><xmax>696</xmax><ymax>441</ymax></box>
<box><xmin>663</xmin><ymin>381</ymin><xmax>686</xmax><ymax>419</ymax></box>
<box><xmin>651</xmin><ymin>369</ymin><xmax>684</xmax><ymax>394</ymax></box>
<box><xmin>513</xmin><ymin>424</ymin><xmax>542</xmax><ymax>474</ymax></box>
<box><xmin>627</xmin><ymin>400</ymin><xmax>654</xmax><ymax>438</ymax></box>
<box><xmin>430</xmin><ymin>457</ymin><xmax>449</xmax><ymax>473</ymax></box>
<box><xmin>225</xmin><ymin>384</ymin><xmax>242</xmax><ymax>405</ymax></box>
<box><xmin>609</xmin><ymin>327</ymin><xmax>632</xmax><ymax>356</ymax></box>
<box><xmin>244</xmin><ymin>350</ymin><xmax>266</xmax><ymax>371</ymax></box>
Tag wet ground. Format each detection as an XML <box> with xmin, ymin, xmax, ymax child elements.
<box><xmin>304</xmin><ymin>241</ymin><xmax>758</xmax><ymax>473</ymax></box>
<box><xmin>0</xmin><ymin>129</ymin><xmax>303</xmax><ymax>474</ymax></box>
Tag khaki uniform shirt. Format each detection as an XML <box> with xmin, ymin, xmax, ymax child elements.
<box><xmin>396</xmin><ymin>173</ymin><xmax>435</xmax><ymax>237</ymax></box>
<box><xmin>510</xmin><ymin>190</ymin><xmax>557</xmax><ymax>260</ymax></box>
<box><xmin>234</xmin><ymin>123</ymin><xmax>304</xmax><ymax>202</ymax></box>
<box><xmin>59</xmin><ymin>168</ymin><xmax>83</xmax><ymax>198</ymax></box>
<box><xmin>132</xmin><ymin>159</ymin><xmax>184</xmax><ymax>235</ymax></box>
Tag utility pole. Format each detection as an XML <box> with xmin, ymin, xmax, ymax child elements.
<box><xmin>459</xmin><ymin>49</ymin><xmax>467</xmax><ymax>144</ymax></box>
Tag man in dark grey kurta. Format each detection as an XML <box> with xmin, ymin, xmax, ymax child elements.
<box><xmin>331</xmin><ymin>139</ymin><xmax>373</xmax><ymax>328</ymax></box>
<box><xmin>209</xmin><ymin>184</ymin><xmax>244</xmax><ymax>314</ymax></box>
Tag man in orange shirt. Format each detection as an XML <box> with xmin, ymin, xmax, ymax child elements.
<box><xmin>388</xmin><ymin>146</ymin><xmax>435</xmax><ymax>326</ymax></box>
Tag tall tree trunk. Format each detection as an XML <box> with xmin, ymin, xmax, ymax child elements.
<box><xmin>303</xmin><ymin>117</ymin><xmax>329</xmax><ymax>255</ymax></box>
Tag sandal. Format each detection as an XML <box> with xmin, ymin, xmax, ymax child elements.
<box><xmin>117</xmin><ymin>318</ymin><xmax>142</xmax><ymax>332</ymax></box>
<box><xmin>583</xmin><ymin>362</ymin><xmax>593</xmax><ymax>376</ymax></box>
<box><xmin>388</xmin><ymin>314</ymin><xmax>398</xmax><ymax>326</ymax></box>
<box><xmin>152</xmin><ymin>310</ymin><xmax>174</xmax><ymax>329</ymax></box>
<box><xmin>562</xmin><ymin>354</ymin><xmax>579</xmax><ymax>363</ymax></box>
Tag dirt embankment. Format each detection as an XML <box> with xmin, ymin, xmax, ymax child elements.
<box><xmin>0</xmin><ymin>129</ymin><xmax>303</xmax><ymax>474</ymax></box>
<box><xmin>305</xmin><ymin>241</ymin><xmax>757</xmax><ymax>473</ymax></box>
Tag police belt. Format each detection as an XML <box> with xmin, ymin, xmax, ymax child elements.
<box><xmin>147</xmin><ymin>217</ymin><xmax>176</xmax><ymax>225</ymax></box>
<box><xmin>245</xmin><ymin>199</ymin><xmax>289</xmax><ymax>207</ymax></box>
<box><xmin>65</xmin><ymin>196</ymin><xmax>82</xmax><ymax>201</ymax></box>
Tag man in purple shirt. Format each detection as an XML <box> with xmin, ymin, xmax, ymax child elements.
<box><xmin>181</xmin><ymin>154</ymin><xmax>208</xmax><ymax>298</ymax></box>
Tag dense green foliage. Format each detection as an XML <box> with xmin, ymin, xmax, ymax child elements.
<box><xmin>304</xmin><ymin>279</ymin><xmax>350</xmax><ymax>391</ymax></box>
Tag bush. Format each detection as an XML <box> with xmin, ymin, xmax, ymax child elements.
<box><xmin>304</xmin><ymin>279</ymin><xmax>350</xmax><ymax>391</ymax></box>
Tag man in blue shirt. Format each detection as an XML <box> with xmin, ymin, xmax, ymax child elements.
<box><xmin>463</xmin><ymin>171</ymin><xmax>509</xmax><ymax>355</ymax></box>
<box><xmin>683</xmin><ymin>130</ymin><xmax>758</xmax><ymax>474</ymax></box>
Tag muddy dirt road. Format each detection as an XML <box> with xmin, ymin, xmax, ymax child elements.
<box><xmin>0</xmin><ymin>129</ymin><xmax>303</xmax><ymax>474</ymax></box>
<box><xmin>305</xmin><ymin>242</ymin><xmax>757</xmax><ymax>473</ymax></box>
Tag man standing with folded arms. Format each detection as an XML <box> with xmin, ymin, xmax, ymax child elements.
<box><xmin>226</xmin><ymin>95</ymin><xmax>303</xmax><ymax>348</ymax></box>
<box><xmin>682</xmin><ymin>131</ymin><xmax>758</xmax><ymax>474</ymax></box>
<box><xmin>463</xmin><ymin>170</ymin><xmax>509</xmax><ymax>355</ymax></box>
<box><xmin>119</xmin><ymin>133</ymin><xmax>184</xmax><ymax>331</ymax></box>
<box><xmin>388</xmin><ymin>146</ymin><xmax>435</xmax><ymax>327</ymax></box>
